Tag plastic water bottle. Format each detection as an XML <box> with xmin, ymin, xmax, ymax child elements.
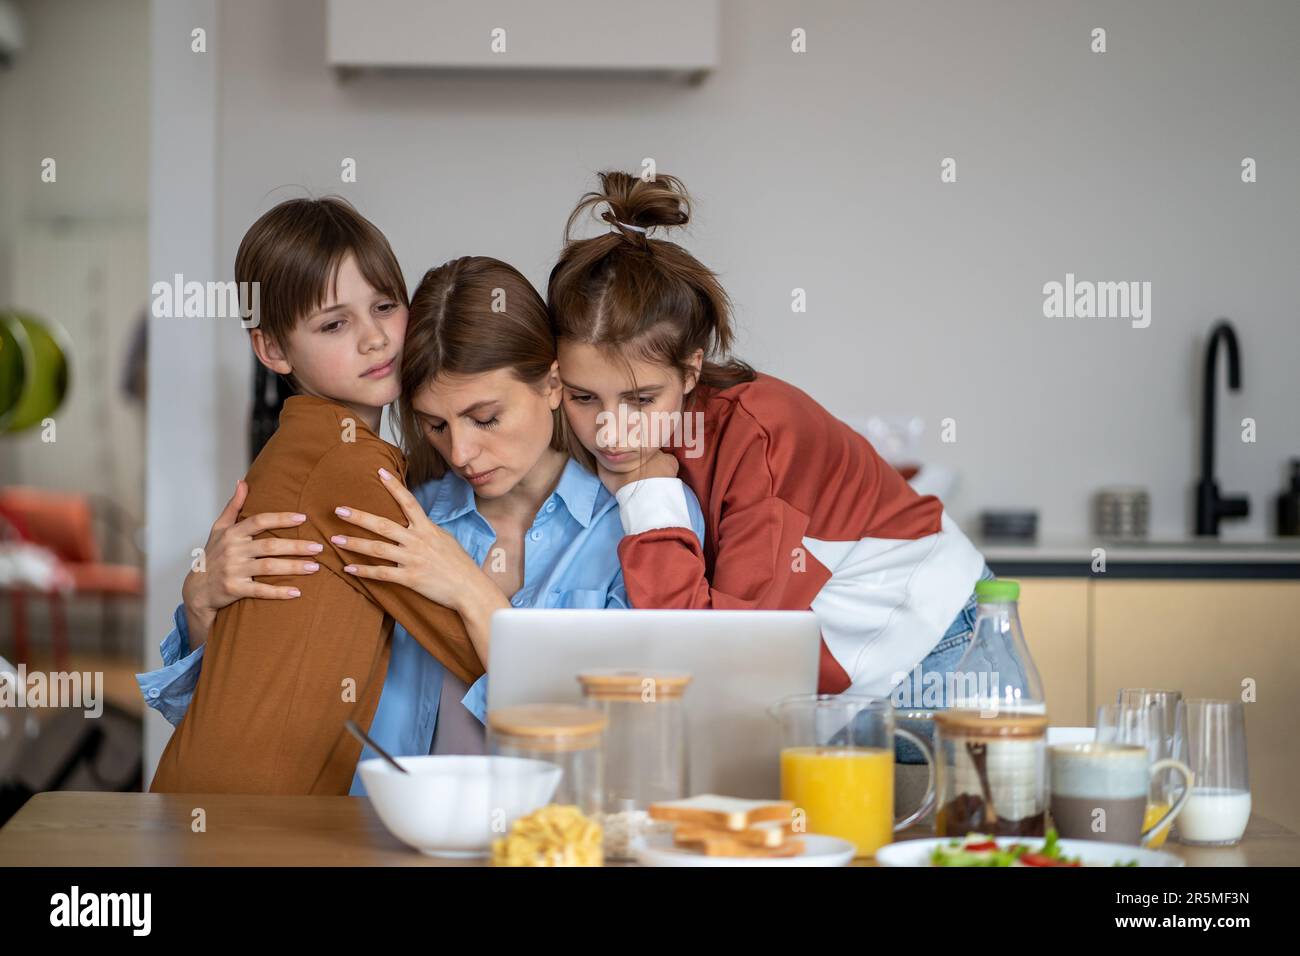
<box><xmin>952</xmin><ymin>578</ymin><xmax>1046</xmax><ymax>715</ymax></box>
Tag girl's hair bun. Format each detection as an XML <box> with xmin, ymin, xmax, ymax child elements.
<box><xmin>550</xmin><ymin>169</ymin><xmax>757</xmax><ymax>411</ymax></box>
<box><xmin>567</xmin><ymin>170</ymin><xmax>692</xmax><ymax>241</ymax></box>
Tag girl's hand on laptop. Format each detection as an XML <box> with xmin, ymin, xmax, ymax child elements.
<box><xmin>596</xmin><ymin>447</ymin><xmax>680</xmax><ymax>496</ymax></box>
<box><xmin>181</xmin><ymin>479</ymin><xmax>325</xmax><ymax>648</ymax></box>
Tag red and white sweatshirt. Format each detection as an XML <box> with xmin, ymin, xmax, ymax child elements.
<box><xmin>615</xmin><ymin>374</ymin><xmax>986</xmax><ymax>697</ymax></box>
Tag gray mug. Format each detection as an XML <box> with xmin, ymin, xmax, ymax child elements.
<box><xmin>1049</xmin><ymin>743</ymin><xmax>1192</xmax><ymax>846</ymax></box>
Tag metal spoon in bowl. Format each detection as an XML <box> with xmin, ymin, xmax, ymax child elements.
<box><xmin>344</xmin><ymin>720</ymin><xmax>409</xmax><ymax>775</ymax></box>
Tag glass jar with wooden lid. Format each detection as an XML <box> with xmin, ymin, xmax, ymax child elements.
<box><xmin>487</xmin><ymin>704</ymin><xmax>606</xmax><ymax>821</ymax></box>
<box><xmin>578</xmin><ymin>669</ymin><xmax>692</xmax><ymax>859</ymax></box>
<box><xmin>933</xmin><ymin>710</ymin><xmax>1050</xmax><ymax>837</ymax></box>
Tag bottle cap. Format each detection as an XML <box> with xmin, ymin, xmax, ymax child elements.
<box><xmin>975</xmin><ymin>578</ymin><xmax>1020</xmax><ymax>602</ymax></box>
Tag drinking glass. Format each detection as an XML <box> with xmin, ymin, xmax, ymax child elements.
<box><xmin>1115</xmin><ymin>688</ymin><xmax>1184</xmax><ymax>844</ymax></box>
<box><xmin>770</xmin><ymin>694</ymin><xmax>935</xmax><ymax>858</ymax></box>
<box><xmin>1173</xmin><ymin>699</ymin><xmax>1251</xmax><ymax>846</ymax></box>
<box><xmin>1116</xmin><ymin>688</ymin><xmax>1182</xmax><ymax>746</ymax></box>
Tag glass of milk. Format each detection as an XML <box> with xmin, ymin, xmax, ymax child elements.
<box><xmin>1173</xmin><ymin>699</ymin><xmax>1252</xmax><ymax>846</ymax></box>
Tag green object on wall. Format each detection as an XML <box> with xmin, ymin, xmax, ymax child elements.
<box><xmin>0</xmin><ymin>318</ymin><xmax>22</xmax><ymax>421</ymax></box>
<box><xmin>0</xmin><ymin>311</ymin><xmax>72</xmax><ymax>434</ymax></box>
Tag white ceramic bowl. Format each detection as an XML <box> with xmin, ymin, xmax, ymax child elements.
<box><xmin>359</xmin><ymin>755</ymin><xmax>561</xmax><ymax>858</ymax></box>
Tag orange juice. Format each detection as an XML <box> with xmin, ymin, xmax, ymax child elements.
<box><xmin>1143</xmin><ymin>801</ymin><xmax>1172</xmax><ymax>848</ymax></box>
<box><xmin>780</xmin><ymin>746</ymin><xmax>894</xmax><ymax>858</ymax></box>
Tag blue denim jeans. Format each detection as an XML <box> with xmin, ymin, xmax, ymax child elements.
<box><xmin>892</xmin><ymin>564</ymin><xmax>996</xmax><ymax>764</ymax></box>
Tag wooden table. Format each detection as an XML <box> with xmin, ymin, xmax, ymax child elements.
<box><xmin>2</xmin><ymin>791</ymin><xmax>1297</xmax><ymax>866</ymax></box>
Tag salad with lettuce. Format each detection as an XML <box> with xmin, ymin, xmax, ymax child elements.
<box><xmin>929</xmin><ymin>830</ymin><xmax>1138</xmax><ymax>867</ymax></box>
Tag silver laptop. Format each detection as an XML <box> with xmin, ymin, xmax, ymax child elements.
<box><xmin>487</xmin><ymin>609</ymin><xmax>821</xmax><ymax>798</ymax></box>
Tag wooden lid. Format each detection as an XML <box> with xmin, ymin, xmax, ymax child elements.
<box><xmin>577</xmin><ymin>669</ymin><xmax>692</xmax><ymax>701</ymax></box>
<box><xmin>934</xmin><ymin>709</ymin><xmax>1049</xmax><ymax>738</ymax></box>
<box><xmin>486</xmin><ymin>704</ymin><xmax>607</xmax><ymax>740</ymax></box>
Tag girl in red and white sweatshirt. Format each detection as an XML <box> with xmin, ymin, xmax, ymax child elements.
<box><xmin>548</xmin><ymin>171</ymin><xmax>990</xmax><ymax>705</ymax></box>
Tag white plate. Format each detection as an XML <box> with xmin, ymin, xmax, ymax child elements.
<box><xmin>634</xmin><ymin>829</ymin><xmax>856</xmax><ymax>867</ymax></box>
<box><xmin>876</xmin><ymin>836</ymin><xmax>1183</xmax><ymax>868</ymax></box>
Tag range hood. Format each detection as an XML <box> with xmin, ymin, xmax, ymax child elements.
<box><xmin>327</xmin><ymin>0</ymin><xmax>719</xmax><ymax>77</ymax></box>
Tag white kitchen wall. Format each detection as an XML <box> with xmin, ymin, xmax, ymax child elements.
<box><xmin>200</xmin><ymin>0</ymin><xmax>1300</xmax><ymax>545</ymax></box>
<box><xmin>0</xmin><ymin>0</ymin><xmax>149</xmax><ymax>522</ymax></box>
<box><xmin>142</xmin><ymin>0</ymin><xmax>221</xmax><ymax>777</ymax></box>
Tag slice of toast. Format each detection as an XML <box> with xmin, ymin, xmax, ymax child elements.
<box><xmin>673</xmin><ymin>820</ymin><xmax>794</xmax><ymax>849</ymax></box>
<box><xmin>693</xmin><ymin>836</ymin><xmax>806</xmax><ymax>858</ymax></box>
<box><xmin>648</xmin><ymin>794</ymin><xmax>794</xmax><ymax>832</ymax></box>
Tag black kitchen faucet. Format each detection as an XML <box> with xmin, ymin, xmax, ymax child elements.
<box><xmin>1195</xmin><ymin>319</ymin><xmax>1250</xmax><ymax>536</ymax></box>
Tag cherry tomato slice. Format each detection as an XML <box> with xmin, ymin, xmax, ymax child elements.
<box><xmin>1020</xmin><ymin>853</ymin><xmax>1080</xmax><ymax>867</ymax></box>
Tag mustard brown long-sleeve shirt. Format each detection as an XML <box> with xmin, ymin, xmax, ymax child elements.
<box><xmin>150</xmin><ymin>396</ymin><xmax>483</xmax><ymax>795</ymax></box>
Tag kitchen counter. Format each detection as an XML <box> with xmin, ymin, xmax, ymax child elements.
<box><xmin>1</xmin><ymin>791</ymin><xmax>1296</xmax><ymax>867</ymax></box>
<box><xmin>979</xmin><ymin>536</ymin><xmax>1300</xmax><ymax>578</ymax></box>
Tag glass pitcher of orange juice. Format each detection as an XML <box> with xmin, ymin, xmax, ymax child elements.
<box><xmin>770</xmin><ymin>694</ymin><xmax>936</xmax><ymax>858</ymax></box>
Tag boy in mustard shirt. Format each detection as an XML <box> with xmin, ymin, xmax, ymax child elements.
<box><xmin>151</xmin><ymin>198</ymin><xmax>482</xmax><ymax>794</ymax></box>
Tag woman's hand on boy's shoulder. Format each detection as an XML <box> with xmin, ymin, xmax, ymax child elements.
<box><xmin>596</xmin><ymin>448</ymin><xmax>680</xmax><ymax>496</ymax></box>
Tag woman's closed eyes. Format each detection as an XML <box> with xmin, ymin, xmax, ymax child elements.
<box><xmin>424</xmin><ymin>416</ymin><xmax>500</xmax><ymax>435</ymax></box>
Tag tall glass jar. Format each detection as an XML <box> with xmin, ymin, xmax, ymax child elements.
<box><xmin>486</xmin><ymin>704</ymin><xmax>605</xmax><ymax>825</ymax></box>
<box><xmin>933</xmin><ymin>710</ymin><xmax>1049</xmax><ymax>837</ymax></box>
<box><xmin>578</xmin><ymin>669</ymin><xmax>691</xmax><ymax>859</ymax></box>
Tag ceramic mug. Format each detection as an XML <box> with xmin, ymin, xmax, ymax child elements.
<box><xmin>1049</xmin><ymin>742</ymin><xmax>1192</xmax><ymax>846</ymax></box>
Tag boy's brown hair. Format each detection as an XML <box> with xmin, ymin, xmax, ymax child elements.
<box><xmin>235</xmin><ymin>196</ymin><xmax>409</xmax><ymax>348</ymax></box>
